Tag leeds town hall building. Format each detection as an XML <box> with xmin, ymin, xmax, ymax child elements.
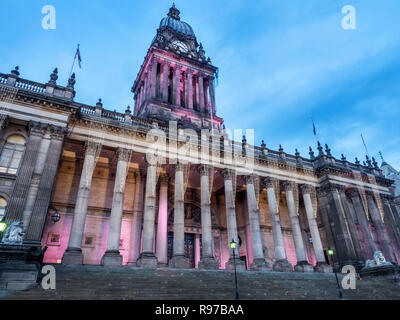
<box><xmin>1</xmin><ymin>5</ymin><xmax>400</xmax><ymax>283</ymax></box>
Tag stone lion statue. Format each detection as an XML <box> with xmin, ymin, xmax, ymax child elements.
<box><xmin>373</xmin><ymin>251</ymin><xmax>392</xmax><ymax>266</ymax></box>
<box><xmin>364</xmin><ymin>251</ymin><xmax>392</xmax><ymax>268</ymax></box>
<box><xmin>1</xmin><ymin>221</ymin><xmax>26</xmax><ymax>245</ymax></box>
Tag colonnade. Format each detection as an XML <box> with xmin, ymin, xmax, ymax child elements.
<box><xmin>135</xmin><ymin>57</ymin><xmax>215</xmax><ymax>114</ymax></box>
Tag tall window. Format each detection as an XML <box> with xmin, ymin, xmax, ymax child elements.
<box><xmin>0</xmin><ymin>134</ymin><xmax>26</xmax><ymax>175</ymax></box>
<box><xmin>0</xmin><ymin>197</ymin><xmax>7</xmax><ymax>220</ymax></box>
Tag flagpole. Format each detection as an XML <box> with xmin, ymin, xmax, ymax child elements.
<box><xmin>361</xmin><ymin>134</ymin><xmax>370</xmax><ymax>157</ymax></box>
<box><xmin>69</xmin><ymin>44</ymin><xmax>79</xmax><ymax>78</ymax></box>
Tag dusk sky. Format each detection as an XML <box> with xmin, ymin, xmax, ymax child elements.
<box><xmin>1</xmin><ymin>0</ymin><xmax>399</xmax><ymax>169</ymax></box>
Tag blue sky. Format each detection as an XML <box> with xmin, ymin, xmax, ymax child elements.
<box><xmin>1</xmin><ymin>0</ymin><xmax>399</xmax><ymax>169</ymax></box>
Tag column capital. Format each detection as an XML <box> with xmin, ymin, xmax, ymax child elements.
<box><xmin>159</xmin><ymin>173</ymin><xmax>169</xmax><ymax>185</ymax></box>
<box><xmin>222</xmin><ymin>168</ymin><xmax>234</xmax><ymax>181</ymax></box>
<box><xmin>175</xmin><ymin>161</ymin><xmax>186</xmax><ymax>172</ymax></box>
<box><xmin>84</xmin><ymin>140</ymin><xmax>102</xmax><ymax>157</ymax></box>
<box><xmin>281</xmin><ymin>180</ymin><xmax>296</xmax><ymax>192</ymax></box>
<box><xmin>116</xmin><ymin>147</ymin><xmax>132</xmax><ymax>162</ymax></box>
<box><xmin>0</xmin><ymin>115</ymin><xmax>9</xmax><ymax>130</ymax></box>
<box><xmin>49</xmin><ymin>125</ymin><xmax>68</xmax><ymax>141</ymax></box>
<box><xmin>243</xmin><ymin>175</ymin><xmax>254</xmax><ymax>185</ymax></box>
<box><xmin>263</xmin><ymin>176</ymin><xmax>277</xmax><ymax>189</ymax></box>
<box><xmin>198</xmin><ymin>164</ymin><xmax>211</xmax><ymax>177</ymax></box>
<box><xmin>300</xmin><ymin>183</ymin><xmax>313</xmax><ymax>195</ymax></box>
<box><xmin>346</xmin><ymin>187</ymin><xmax>361</xmax><ymax>199</ymax></box>
<box><xmin>28</xmin><ymin>121</ymin><xmax>47</xmax><ymax>137</ymax></box>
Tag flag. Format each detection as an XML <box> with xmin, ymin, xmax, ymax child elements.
<box><xmin>75</xmin><ymin>45</ymin><xmax>82</xmax><ymax>68</ymax></box>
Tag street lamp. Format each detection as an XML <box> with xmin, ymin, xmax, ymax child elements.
<box><xmin>230</xmin><ymin>239</ymin><xmax>239</xmax><ymax>300</ymax></box>
<box><xmin>328</xmin><ymin>249</ymin><xmax>343</xmax><ymax>300</ymax></box>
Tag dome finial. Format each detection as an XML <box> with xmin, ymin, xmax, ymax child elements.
<box><xmin>168</xmin><ymin>3</ymin><xmax>180</xmax><ymax>20</ymax></box>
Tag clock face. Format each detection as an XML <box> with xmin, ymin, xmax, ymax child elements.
<box><xmin>172</xmin><ymin>40</ymin><xmax>189</xmax><ymax>53</ymax></box>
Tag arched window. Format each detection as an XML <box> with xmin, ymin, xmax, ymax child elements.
<box><xmin>0</xmin><ymin>134</ymin><xmax>26</xmax><ymax>175</ymax></box>
<box><xmin>0</xmin><ymin>196</ymin><xmax>7</xmax><ymax>220</ymax></box>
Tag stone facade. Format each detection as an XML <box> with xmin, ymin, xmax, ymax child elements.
<box><xmin>0</xmin><ymin>5</ymin><xmax>399</xmax><ymax>276</ymax></box>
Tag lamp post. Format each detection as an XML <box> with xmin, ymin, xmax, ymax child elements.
<box><xmin>230</xmin><ymin>239</ymin><xmax>239</xmax><ymax>300</ymax></box>
<box><xmin>328</xmin><ymin>249</ymin><xmax>343</xmax><ymax>300</ymax></box>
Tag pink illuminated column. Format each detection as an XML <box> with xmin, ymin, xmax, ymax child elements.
<box><xmin>174</xmin><ymin>67</ymin><xmax>181</xmax><ymax>106</ymax></box>
<box><xmin>204</xmin><ymin>79</ymin><xmax>209</xmax><ymax>111</ymax></box>
<box><xmin>208</xmin><ymin>76</ymin><xmax>215</xmax><ymax>114</ymax></box>
<box><xmin>150</xmin><ymin>58</ymin><xmax>158</xmax><ymax>99</ymax></box>
<box><xmin>198</xmin><ymin>74</ymin><xmax>205</xmax><ymax>112</ymax></box>
<box><xmin>161</xmin><ymin>61</ymin><xmax>169</xmax><ymax>103</ymax></box>
<box><xmin>187</xmin><ymin>70</ymin><xmax>194</xmax><ymax>110</ymax></box>
<box><xmin>195</xmin><ymin>234</ymin><xmax>201</xmax><ymax>268</ymax></box>
<box><xmin>156</xmin><ymin>174</ymin><xmax>169</xmax><ymax>265</ymax></box>
<box><xmin>128</xmin><ymin>170</ymin><xmax>145</xmax><ymax>265</ymax></box>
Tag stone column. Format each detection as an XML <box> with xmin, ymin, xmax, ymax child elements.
<box><xmin>198</xmin><ymin>75</ymin><xmax>205</xmax><ymax>112</ymax></box>
<box><xmin>245</xmin><ymin>175</ymin><xmax>270</xmax><ymax>271</ymax></box>
<box><xmin>150</xmin><ymin>58</ymin><xmax>158</xmax><ymax>99</ymax></box>
<box><xmin>301</xmin><ymin>184</ymin><xmax>332</xmax><ymax>273</ymax></box>
<box><xmin>169</xmin><ymin>163</ymin><xmax>190</xmax><ymax>268</ymax></box>
<box><xmin>382</xmin><ymin>197</ymin><xmax>400</xmax><ymax>251</ymax></box>
<box><xmin>136</xmin><ymin>164</ymin><xmax>158</xmax><ymax>268</ymax></box>
<box><xmin>156</xmin><ymin>174</ymin><xmax>169</xmax><ymax>265</ymax></box>
<box><xmin>223</xmin><ymin>169</ymin><xmax>246</xmax><ymax>270</ymax></box>
<box><xmin>197</xmin><ymin>165</ymin><xmax>218</xmax><ymax>269</ymax></box>
<box><xmin>161</xmin><ymin>62</ymin><xmax>169</xmax><ymax>102</ymax></box>
<box><xmin>174</xmin><ymin>67</ymin><xmax>181</xmax><ymax>106</ymax></box>
<box><xmin>367</xmin><ymin>193</ymin><xmax>396</xmax><ymax>262</ymax></box>
<box><xmin>187</xmin><ymin>70</ymin><xmax>194</xmax><ymax>110</ymax></box>
<box><xmin>101</xmin><ymin>148</ymin><xmax>131</xmax><ymax>266</ymax></box>
<box><xmin>282</xmin><ymin>181</ymin><xmax>313</xmax><ymax>272</ymax></box>
<box><xmin>24</xmin><ymin>126</ymin><xmax>67</xmax><ymax>244</ymax></box>
<box><xmin>128</xmin><ymin>170</ymin><xmax>145</xmax><ymax>265</ymax></box>
<box><xmin>339</xmin><ymin>190</ymin><xmax>365</xmax><ymax>265</ymax></box>
<box><xmin>208</xmin><ymin>76</ymin><xmax>215</xmax><ymax>114</ymax></box>
<box><xmin>5</xmin><ymin>121</ymin><xmax>46</xmax><ymax>224</ymax></box>
<box><xmin>264</xmin><ymin>177</ymin><xmax>292</xmax><ymax>272</ymax></box>
<box><xmin>22</xmin><ymin>132</ymin><xmax>51</xmax><ymax>229</ymax></box>
<box><xmin>62</xmin><ymin>141</ymin><xmax>101</xmax><ymax>265</ymax></box>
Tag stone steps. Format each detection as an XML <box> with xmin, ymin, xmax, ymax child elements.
<box><xmin>4</xmin><ymin>265</ymin><xmax>400</xmax><ymax>300</ymax></box>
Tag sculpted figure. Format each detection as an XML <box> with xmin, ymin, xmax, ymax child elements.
<box><xmin>1</xmin><ymin>221</ymin><xmax>26</xmax><ymax>245</ymax></box>
<box><xmin>373</xmin><ymin>251</ymin><xmax>392</xmax><ymax>266</ymax></box>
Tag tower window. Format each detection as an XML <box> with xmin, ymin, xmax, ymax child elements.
<box><xmin>0</xmin><ymin>134</ymin><xmax>26</xmax><ymax>175</ymax></box>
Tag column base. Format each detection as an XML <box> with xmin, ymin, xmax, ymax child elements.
<box><xmin>272</xmin><ymin>259</ymin><xmax>293</xmax><ymax>272</ymax></box>
<box><xmin>136</xmin><ymin>253</ymin><xmax>158</xmax><ymax>268</ymax></box>
<box><xmin>169</xmin><ymin>255</ymin><xmax>191</xmax><ymax>269</ymax></box>
<box><xmin>314</xmin><ymin>262</ymin><xmax>333</xmax><ymax>273</ymax></box>
<box><xmin>62</xmin><ymin>247</ymin><xmax>83</xmax><ymax>265</ymax></box>
<box><xmin>101</xmin><ymin>250</ymin><xmax>123</xmax><ymax>266</ymax></box>
<box><xmin>250</xmin><ymin>258</ymin><xmax>270</xmax><ymax>271</ymax></box>
<box><xmin>225</xmin><ymin>258</ymin><xmax>246</xmax><ymax>271</ymax></box>
<box><xmin>294</xmin><ymin>260</ymin><xmax>314</xmax><ymax>273</ymax></box>
<box><xmin>198</xmin><ymin>257</ymin><xmax>219</xmax><ymax>270</ymax></box>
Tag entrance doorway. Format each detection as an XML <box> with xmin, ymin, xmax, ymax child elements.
<box><xmin>168</xmin><ymin>233</ymin><xmax>196</xmax><ymax>267</ymax></box>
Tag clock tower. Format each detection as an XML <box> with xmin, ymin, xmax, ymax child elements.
<box><xmin>131</xmin><ymin>4</ymin><xmax>223</xmax><ymax>130</ymax></box>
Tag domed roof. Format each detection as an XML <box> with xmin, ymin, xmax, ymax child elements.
<box><xmin>159</xmin><ymin>4</ymin><xmax>195</xmax><ymax>38</ymax></box>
